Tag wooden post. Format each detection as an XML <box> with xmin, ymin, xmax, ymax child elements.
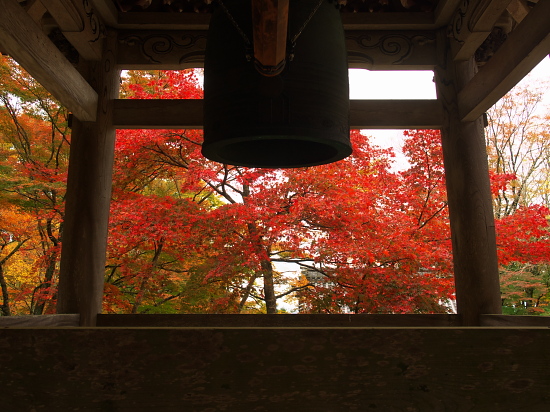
<box><xmin>434</xmin><ymin>31</ymin><xmax>502</xmax><ymax>326</ymax></box>
<box><xmin>56</xmin><ymin>32</ymin><xmax>120</xmax><ymax>326</ymax></box>
<box><xmin>252</xmin><ymin>0</ymin><xmax>289</xmax><ymax>75</ymax></box>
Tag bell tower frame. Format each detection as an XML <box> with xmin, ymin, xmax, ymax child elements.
<box><xmin>1</xmin><ymin>0</ymin><xmax>550</xmax><ymax>407</ymax></box>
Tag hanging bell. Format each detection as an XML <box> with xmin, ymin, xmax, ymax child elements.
<box><xmin>202</xmin><ymin>0</ymin><xmax>351</xmax><ymax>168</ymax></box>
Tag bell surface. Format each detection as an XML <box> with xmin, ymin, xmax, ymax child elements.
<box><xmin>202</xmin><ymin>0</ymin><xmax>351</xmax><ymax>168</ymax></box>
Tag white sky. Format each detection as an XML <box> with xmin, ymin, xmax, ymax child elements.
<box><xmin>349</xmin><ymin>56</ymin><xmax>550</xmax><ymax>170</ymax></box>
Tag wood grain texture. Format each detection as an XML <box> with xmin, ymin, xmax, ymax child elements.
<box><xmin>458</xmin><ymin>0</ymin><xmax>550</xmax><ymax>121</ymax></box>
<box><xmin>41</xmin><ymin>0</ymin><xmax>84</xmax><ymax>32</ymax></box>
<box><xmin>113</xmin><ymin>99</ymin><xmax>443</xmax><ymax>129</ymax></box>
<box><xmin>41</xmin><ymin>0</ymin><xmax>105</xmax><ymax>61</ymax></box>
<box><xmin>0</xmin><ymin>0</ymin><xmax>98</xmax><ymax>121</ymax></box>
<box><xmin>346</xmin><ymin>30</ymin><xmax>437</xmax><ymax>70</ymax></box>
<box><xmin>350</xmin><ymin>100</ymin><xmax>443</xmax><ymax>129</ymax></box>
<box><xmin>114</xmin><ymin>11</ymin><xmax>436</xmax><ymax>31</ymax></box>
<box><xmin>0</xmin><ymin>314</ymin><xmax>79</xmax><ymax>327</ymax></box>
<box><xmin>116</xmin><ymin>29</ymin><xmax>436</xmax><ymax>70</ymax></box>
<box><xmin>117</xmin><ymin>30</ymin><xmax>207</xmax><ymax>69</ymax></box>
<box><xmin>2</xmin><ymin>328</ymin><xmax>550</xmax><ymax>410</ymax></box>
<box><xmin>90</xmin><ymin>0</ymin><xmax>119</xmax><ymax>27</ymax></box>
<box><xmin>56</xmin><ymin>31</ymin><xmax>120</xmax><ymax>326</ymax></box>
<box><xmin>252</xmin><ymin>0</ymin><xmax>288</xmax><ymax>71</ymax></box>
<box><xmin>449</xmin><ymin>0</ymin><xmax>512</xmax><ymax>61</ymax></box>
<box><xmin>435</xmin><ymin>35</ymin><xmax>502</xmax><ymax>325</ymax></box>
<box><xmin>96</xmin><ymin>314</ymin><xmax>461</xmax><ymax>327</ymax></box>
<box><xmin>481</xmin><ymin>314</ymin><xmax>550</xmax><ymax>326</ymax></box>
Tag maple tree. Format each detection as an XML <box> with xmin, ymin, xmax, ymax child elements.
<box><xmin>485</xmin><ymin>78</ymin><xmax>550</xmax><ymax>315</ymax></box>
<box><xmin>486</xmin><ymin>80</ymin><xmax>550</xmax><ymax>218</ymax></box>
<box><xmin>2</xmin><ymin>60</ymin><xmax>549</xmax><ymax>316</ymax></box>
<box><xmin>0</xmin><ymin>56</ymin><xmax>69</xmax><ymax>315</ymax></box>
<box><xmin>107</xmin><ymin>70</ymin><xmax>456</xmax><ymax>314</ymax></box>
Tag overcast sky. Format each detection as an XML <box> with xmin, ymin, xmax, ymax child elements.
<box><xmin>349</xmin><ymin>56</ymin><xmax>550</xmax><ymax>170</ymax></box>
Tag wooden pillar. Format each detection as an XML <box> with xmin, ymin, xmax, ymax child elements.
<box><xmin>434</xmin><ymin>32</ymin><xmax>502</xmax><ymax>326</ymax></box>
<box><xmin>56</xmin><ymin>32</ymin><xmax>120</xmax><ymax>326</ymax></box>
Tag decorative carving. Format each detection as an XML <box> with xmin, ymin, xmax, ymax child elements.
<box><xmin>50</xmin><ymin>0</ymin><xmax>106</xmax><ymax>61</ymax></box>
<box><xmin>118</xmin><ymin>30</ymin><xmax>436</xmax><ymax>70</ymax></box>
<box><xmin>84</xmin><ymin>0</ymin><xmax>104</xmax><ymax>44</ymax></box>
<box><xmin>450</xmin><ymin>0</ymin><xmax>470</xmax><ymax>42</ymax></box>
<box><xmin>118</xmin><ymin>31</ymin><xmax>208</xmax><ymax>68</ymax></box>
<box><xmin>346</xmin><ymin>31</ymin><xmax>436</xmax><ymax>69</ymax></box>
<box><xmin>449</xmin><ymin>0</ymin><xmax>515</xmax><ymax>63</ymax></box>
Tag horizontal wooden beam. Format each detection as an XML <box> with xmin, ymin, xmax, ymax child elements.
<box><xmin>113</xmin><ymin>99</ymin><xmax>203</xmax><ymax>128</ymax></box>
<box><xmin>3</xmin><ymin>327</ymin><xmax>550</xmax><ymax>410</ymax></box>
<box><xmin>97</xmin><ymin>313</ymin><xmax>461</xmax><ymax>327</ymax></box>
<box><xmin>342</xmin><ymin>12</ymin><xmax>436</xmax><ymax>30</ymax></box>
<box><xmin>117</xmin><ymin>30</ymin><xmax>207</xmax><ymax>69</ymax></box>
<box><xmin>114</xmin><ymin>11</ymin><xmax>437</xmax><ymax>31</ymax></box>
<box><xmin>0</xmin><ymin>314</ymin><xmax>80</xmax><ymax>327</ymax></box>
<box><xmin>458</xmin><ymin>0</ymin><xmax>550</xmax><ymax>122</ymax></box>
<box><xmin>346</xmin><ymin>30</ymin><xmax>437</xmax><ymax>70</ymax></box>
<box><xmin>117</xmin><ymin>29</ymin><xmax>437</xmax><ymax>70</ymax></box>
<box><xmin>480</xmin><ymin>314</ymin><xmax>550</xmax><ymax>327</ymax></box>
<box><xmin>113</xmin><ymin>99</ymin><xmax>443</xmax><ymax>129</ymax></box>
<box><xmin>0</xmin><ymin>0</ymin><xmax>98</xmax><ymax>121</ymax></box>
<box><xmin>350</xmin><ymin>99</ymin><xmax>443</xmax><ymax>129</ymax></box>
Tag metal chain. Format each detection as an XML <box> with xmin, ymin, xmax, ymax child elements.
<box><xmin>289</xmin><ymin>0</ymin><xmax>325</xmax><ymax>45</ymax></box>
<box><xmin>217</xmin><ymin>0</ymin><xmax>326</xmax><ymax>63</ymax></box>
<box><xmin>217</xmin><ymin>0</ymin><xmax>253</xmax><ymax>60</ymax></box>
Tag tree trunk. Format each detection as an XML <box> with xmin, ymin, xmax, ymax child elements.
<box><xmin>31</xmin><ymin>250</ymin><xmax>58</xmax><ymax>315</ymax></box>
<box><xmin>246</xmin><ymin>221</ymin><xmax>277</xmax><ymax>314</ymax></box>
<box><xmin>0</xmin><ymin>265</ymin><xmax>11</xmax><ymax>316</ymax></box>
<box><xmin>261</xmin><ymin>259</ymin><xmax>277</xmax><ymax>314</ymax></box>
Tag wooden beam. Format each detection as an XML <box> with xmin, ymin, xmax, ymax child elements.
<box><xmin>117</xmin><ymin>30</ymin><xmax>207</xmax><ymax>69</ymax></box>
<box><xmin>343</xmin><ymin>12</ymin><xmax>436</xmax><ymax>30</ymax></box>
<box><xmin>90</xmin><ymin>0</ymin><xmax>119</xmax><ymax>27</ymax></box>
<box><xmin>117</xmin><ymin>29</ymin><xmax>437</xmax><ymax>70</ymax></box>
<box><xmin>0</xmin><ymin>0</ymin><xmax>98</xmax><ymax>121</ymax></box>
<box><xmin>435</xmin><ymin>40</ymin><xmax>502</xmax><ymax>326</ymax></box>
<box><xmin>56</xmin><ymin>32</ymin><xmax>120</xmax><ymax>326</ymax></box>
<box><xmin>458</xmin><ymin>0</ymin><xmax>550</xmax><ymax>122</ymax></box>
<box><xmin>507</xmin><ymin>0</ymin><xmax>531</xmax><ymax>23</ymax></box>
<box><xmin>0</xmin><ymin>314</ymin><xmax>80</xmax><ymax>327</ymax></box>
<box><xmin>41</xmin><ymin>0</ymin><xmax>84</xmax><ymax>32</ymax></box>
<box><xmin>350</xmin><ymin>100</ymin><xmax>443</xmax><ymax>129</ymax></box>
<box><xmin>3</xmin><ymin>328</ymin><xmax>550</xmax><ymax>410</ymax></box>
<box><xmin>116</xmin><ymin>11</ymin><xmax>212</xmax><ymax>30</ymax></box>
<box><xmin>114</xmin><ymin>11</ymin><xmax>437</xmax><ymax>31</ymax></box>
<box><xmin>434</xmin><ymin>0</ymin><xmax>462</xmax><ymax>27</ymax></box>
<box><xmin>480</xmin><ymin>314</ymin><xmax>550</xmax><ymax>326</ymax></box>
<box><xmin>449</xmin><ymin>0</ymin><xmax>513</xmax><ymax>61</ymax></box>
<box><xmin>41</xmin><ymin>0</ymin><xmax>105</xmax><ymax>61</ymax></box>
<box><xmin>24</xmin><ymin>0</ymin><xmax>48</xmax><ymax>23</ymax></box>
<box><xmin>346</xmin><ymin>30</ymin><xmax>437</xmax><ymax>70</ymax></box>
<box><xmin>252</xmin><ymin>0</ymin><xmax>288</xmax><ymax>75</ymax></box>
<box><xmin>97</xmin><ymin>313</ymin><xmax>461</xmax><ymax>327</ymax></box>
<box><xmin>113</xmin><ymin>99</ymin><xmax>203</xmax><ymax>128</ymax></box>
<box><xmin>112</xmin><ymin>99</ymin><xmax>443</xmax><ymax>129</ymax></box>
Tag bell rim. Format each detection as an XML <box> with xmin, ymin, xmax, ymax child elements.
<box><xmin>201</xmin><ymin>134</ymin><xmax>352</xmax><ymax>169</ymax></box>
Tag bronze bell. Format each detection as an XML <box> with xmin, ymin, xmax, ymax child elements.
<box><xmin>202</xmin><ymin>0</ymin><xmax>351</xmax><ymax>168</ymax></box>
